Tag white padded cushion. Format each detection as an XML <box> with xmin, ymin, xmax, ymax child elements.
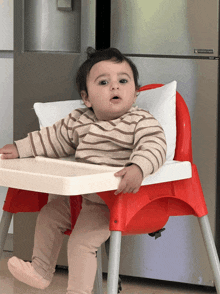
<box><xmin>34</xmin><ymin>81</ymin><xmax>176</xmax><ymax>160</ymax></box>
<box><xmin>136</xmin><ymin>81</ymin><xmax>177</xmax><ymax>161</ymax></box>
<box><xmin>33</xmin><ymin>100</ymin><xmax>86</xmax><ymax>128</ymax></box>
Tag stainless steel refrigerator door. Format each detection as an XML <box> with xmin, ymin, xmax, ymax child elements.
<box><xmin>0</xmin><ymin>58</ymin><xmax>13</xmax><ymax>235</ymax></box>
<box><xmin>111</xmin><ymin>0</ymin><xmax>219</xmax><ymax>57</ymax></box>
<box><xmin>14</xmin><ymin>0</ymin><xmax>95</xmax><ymax>140</ymax></box>
<box><xmin>24</xmin><ymin>0</ymin><xmax>80</xmax><ymax>52</ymax></box>
<box><xmin>13</xmin><ymin>0</ymin><xmax>96</xmax><ymax>262</ymax></box>
<box><xmin>0</xmin><ymin>0</ymin><xmax>14</xmax><ymax>236</ymax></box>
<box><xmin>102</xmin><ymin>57</ymin><xmax>218</xmax><ymax>286</ymax></box>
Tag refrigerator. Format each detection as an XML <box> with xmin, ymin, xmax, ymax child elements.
<box><xmin>13</xmin><ymin>0</ymin><xmax>97</xmax><ymax>267</ymax></box>
<box><xmin>14</xmin><ymin>0</ymin><xmax>219</xmax><ymax>287</ymax></box>
<box><xmin>0</xmin><ymin>0</ymin><xmax>13</xmax><ymax>237</ymax></box>
<box><xmin>101</xmin><ymin>0</ymin><xmax>220</xmax><ymax>287</ymax></box>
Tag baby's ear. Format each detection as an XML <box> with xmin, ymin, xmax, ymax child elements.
<box><xmin>134</xmin><ymin>91</ymin><xmax>138</xmax><ymax>102</ymax></box>
<box><xmin>81</xmin><ymin>91</ymin><xmax>92</xmax><ymax>108</ymax></box>
<box><xmin>80</xmin><ymin>90</ymin><xmax>87</xmax><ymax>99</ymax></box>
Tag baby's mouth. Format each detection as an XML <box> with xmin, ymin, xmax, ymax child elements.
<box><xmin>110</xmin><ymin>96</ymin><xmax>121</xmax><ymax>103</ymax></box>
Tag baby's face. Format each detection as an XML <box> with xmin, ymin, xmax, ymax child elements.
<box><xmin>81</xmin><ymin>60</ymin><xmax>137</xmax><ymax>121</ymax></box>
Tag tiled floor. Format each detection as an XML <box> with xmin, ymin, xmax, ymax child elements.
<box><xmin>0</xmin><ymin>251</ymin><xmax>217</xmax><ymax>294</ymax></box>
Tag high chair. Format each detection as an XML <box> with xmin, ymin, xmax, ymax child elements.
<box><xmin>0</xmin><ymin>82</ymin><xmax>219</xmax><ymax>294</ymax></box>
<box><xmin>96</xmin><ymin>84</ymin><xmax>220</xmax><ymax>294</ymax></box>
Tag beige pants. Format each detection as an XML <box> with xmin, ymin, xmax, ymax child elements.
<box><xmin>32</xmin><ymin>196</ymin><xmax>110</xmax><ymax>294</ymax></box>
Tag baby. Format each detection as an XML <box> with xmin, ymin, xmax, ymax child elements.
<box><xmin>0</xmin><ymin>47</ymin><xmax>166</xmax><ymax>294</ymax></box>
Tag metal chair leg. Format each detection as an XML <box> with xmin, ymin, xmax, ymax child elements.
<box><xmin>105</xmin><ymin>237</ymin><xmax>122</xmax><ymax>293</ymax></box>
<box><xmin>198</xmin><ymin>215</ymin><xmax>220</xmax><ymax>294</ymax></box>
<box><xmin>0</xmin><ymin>211</ymin><xmax>13</xmax><ymax>260</ymax></box>
<box><xmin>93</xmin><ymin>247</ymin><xmax>103</xmax><ymax>294</ymax></box>
<box><xmin>107</xmin><ymin>231</ymin><xmax>122</xmax><ymax>294</ymax></box>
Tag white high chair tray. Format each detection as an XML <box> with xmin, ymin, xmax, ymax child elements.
<box><xmin>0</xmin><ymin>156</ymin><xmax>192</xmax><ymax>195</ymax></box>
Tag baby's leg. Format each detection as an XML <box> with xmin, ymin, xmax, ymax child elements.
<box><xmin>67</xmin><ymin>198</ymin><xmax>110</xmax><ymax>294</ymax></box>
<box><xmin>32</xmin><ymin>196</ymin><xmax>72</xmax><ymax>280</ymax></box>
<box><xmin>8</xmin><ymin>196</ymin><xmax>71</xmax><ymax>288</ymax></box>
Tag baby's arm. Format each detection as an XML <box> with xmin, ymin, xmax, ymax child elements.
<box><xmin>0</xmin><ymin>144</ymin><xmax>19</xmax><ymax>159</ymax></box>
<box><xmin>114</xmin><ymin>113</ymin><xmax>167</xmax><ymax>195</ymax></box>
<box><xmin>0</xmin><ymin>111</ymin><xmax>75</xmax><ymax>160</ymax></box>
<box><xmin>7</xmin><ymin>109</ymin><xmax>83</xmax><ymax>159</ymax></box>
<box><xmin>114</xmin><ymin>164</ymin><xmax>143</xmax><ymax>195</ymax></box>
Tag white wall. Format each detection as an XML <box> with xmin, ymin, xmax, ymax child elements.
<box><xmin>0</xmin><ymin>0</ymin><xmax>14</xmax><ymax>233</ymax></box>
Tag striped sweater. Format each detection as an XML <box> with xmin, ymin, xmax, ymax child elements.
<box><xmin>15</xmin><ymin>106</ymin><xmax>167</xmax><ymax>179</ymax></box>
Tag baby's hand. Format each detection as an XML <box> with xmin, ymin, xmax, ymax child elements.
<box><xmin>114</xmin><ymin>164</ymin><xmax>143</xmax><ymax>195</ymax></box>
<box><xmin>0</xmin><ymin>144</ymin><xmax>19</xmax><ymax>159</ymax></box>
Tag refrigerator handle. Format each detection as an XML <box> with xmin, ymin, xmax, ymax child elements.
<box><xmin>80</xmin><ymin>0</ymin><xmax>96</xmax><ymax>59</ymax></box>
<box><xmin>57</xmin><ymin>0</ymin><xmax>73</xmax><ymax>11</ymax></box>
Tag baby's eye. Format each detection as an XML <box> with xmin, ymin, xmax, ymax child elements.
<box><xmin>120</xmin><ymin>79</ymin><xmax>128</xmax><ymax>84</ymax></box>
<box><xmin>99</xmin><ymin>80</ymin><xmax>108</xmax><ymax>85</ymax></box>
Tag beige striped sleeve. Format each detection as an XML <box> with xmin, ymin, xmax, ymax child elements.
<box><xmin>15</xmin><ymin>109</ymin><xmax>85</xmax><ymax>158</ymax></box>
<box><xmin>127</xmin><ymin>116</ymin><xmax>167</xmax><ymax>178</ymax></box>
<box><xmin>15</xmin><ymin>136</ymin><xmax>34</xmax><ymax>158</ymax></box>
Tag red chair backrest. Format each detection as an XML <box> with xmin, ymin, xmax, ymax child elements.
<box><xmin>139</xmin><ymin>84</ymin><xmax>193</xmax><ymax>163</ymax></box>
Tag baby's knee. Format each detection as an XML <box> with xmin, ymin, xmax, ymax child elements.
<box><xmin>69</xmin><ymin>228</ymin><xmax>110</xmax><ymax>250</ymax></box>
<box><xmin>36</xmin><ymin>204</ymin><xmax>54</xmax><ymax>226</ymax></box>
<box><xmin>37</xmin><ymin>198</ymin><xmax>64</xmax><ymax>224</ymax></box>
<box><xmin>38</xmin><ymin>201</ymin><xmax>55</xmax><ymax>219</ymax></box>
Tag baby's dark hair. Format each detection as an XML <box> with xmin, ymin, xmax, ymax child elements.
<box><xmin>76</xmin><ymin>47</ymin><xmax>140</xmax><ymax>96</ymax></box>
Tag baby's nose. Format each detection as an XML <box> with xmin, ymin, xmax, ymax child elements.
<box><xmin>111</xmin><ymin>82</ymin><xmax>119</xmax><ymax>90</ymax></box>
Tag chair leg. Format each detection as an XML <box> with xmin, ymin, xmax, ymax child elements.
<box><xmin>198</xmin><ymin>215</ymin><xmax>220</xmax><ymax>293</ymax></box>
<box><xmin>105</xmin><ymin>237</ymin><xmax>122</xmax><ymax>293</ymax></box>
<box><xmin>107</xmin><ymin>231</ymin><xmax>122</xmax><ymax>294</ymax></box>
<box><xmin>0</xmin><ymin>211</ymin><xmax>13</xmax><ymax>260</ymax></box>
<box><xmin>93</xmin><ymin>247</ymin><xmax>103</xmax><ymax>294</ymax></box>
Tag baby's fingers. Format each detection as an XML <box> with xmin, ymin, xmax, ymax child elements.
<box><xmin>114</xmin><ymin>179</ymin><xmax>127</xmax><ymax>195</ymax></box>
<box><xmin>114</xmin><ymin>180</ymin><xmax>136</xmax><ymax>195</ymax></box>
<box><xmin>132</xmin><ymin>187</ymin><xmax>140</xmax><ymax>194</ymax></box>
<box><xmin>114</xmin><ymin>168</ymin><xmax>127</xmax><ymax>177</ymax></box>
<box><xmin>0</xmin><ymin>144</ymin><xmax>19</xmax><ymax>159</ymax></box>
<box><xmin>0</xmin><ymin>153</ymin><xmax>14</xmax><ymax>159</ymax></box>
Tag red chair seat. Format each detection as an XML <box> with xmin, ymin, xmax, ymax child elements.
<box><xmin>3</xmin><ymin>188</ymin><xmax>82</xmax><ymax>235</ymax></box>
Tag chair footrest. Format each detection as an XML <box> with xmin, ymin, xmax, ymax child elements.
<box><xmin>148</xmin><ymin>228</ymin><xmax>166</xmax><ymax>239</ymax></box>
